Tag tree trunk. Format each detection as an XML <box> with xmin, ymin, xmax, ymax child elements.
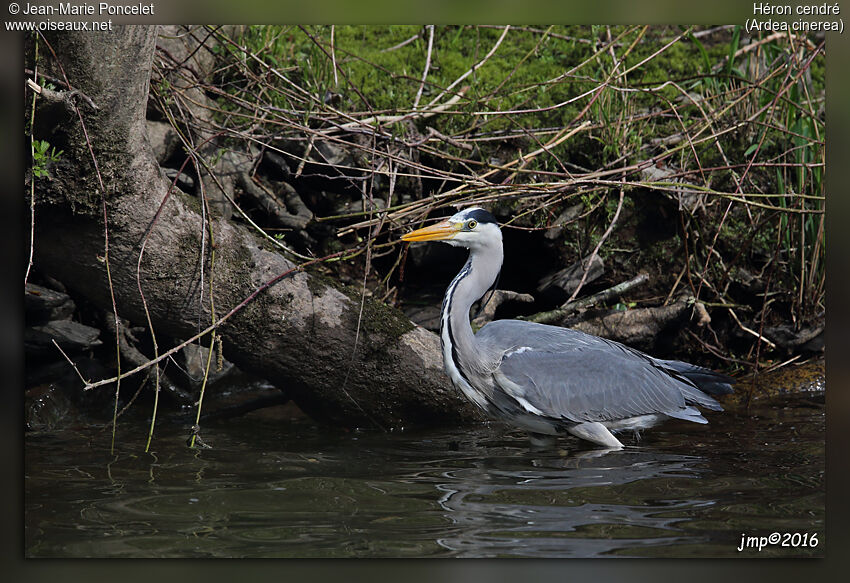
<box><xmin>30</xmin><ymin>26</ymin><xmax>478</xmax><ymax>429</ymax></box>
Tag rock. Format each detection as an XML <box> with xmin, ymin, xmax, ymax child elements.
<box><xmin>538</xmin><ymin>254</ymin><xmax>605</xmax><ymax>294</ymax></box>
<box><xmin>753</xmin><ymin>358</ymin><xmax>825</xmax><ymax>397</ymax></box>
<box><xmin>403</xmin><ymin>304</ymin><xmax>442</xmax><ymax>332</ymax></box>
<box><xmin>25</xmin><ymin>283</ymin><xmax>75</xmax><ymax>321</ymax></box>
<box><xmin>675</xmin><ymin>91</ymin><xmax>705</xmax><ymax>106</ymax></box>
<box><xmin>202</xmin><ymin>149</ymin><xmax>253</xmax><ymax>220</ymax></box>
<box><xmin>145</xmin><ymin>120</ymin><xmax>181</xmax><ymax>164</ymax></box>
<box><xmin>313</xmin><ymin>139</ymin><xmax>356</xmax><ymax>168</ymax></box>
<box><xmin>543</xmin><ymin>203</ymin><xmax>584</xmax><ymax>240</ymax></box>
<box><xmin>571</xmin><ymin>300</ymin><xmax>690</xmax><ymax>352</ymax></box>
<box><xmin>162</xmin><ymin>167</ymin><xmax>195</xmax><ymax>192</ymax></box>
<box><xmin>731</xmin><ymin>266</ymin><xmax>765</xmax><ymax>294</ymax></box>
<box><xmin>262</xmin><ymin>149</ymin><xmax>292</xmax><ymax>179</ymax></box>
<box><xmin>640</xmin><ymin>160</ymin><xmax>703</xmax><ymax>212</ymax></box>
<box><xmin>764</xmin><ymin>323</ymin><xmax>824</xmax><ymax>353</ymax></box>
<box><xmin>718</xmin><ymin>357</ymin><xmax>825</xmax><ymax>409</ymax></box>
<box><xmin>182</xmin><ymin>343</ymin><xmax>234</xmax><ymax>387</ymax></box>
<box><xmin>25</xmin><ymin>320</ymin><xmax>102</xmax><ymax>355</ymax></box>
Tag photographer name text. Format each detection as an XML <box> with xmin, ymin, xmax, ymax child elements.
<box><xmin>18</xmin><ymin>2</ymin><xmax>154</xmax><ymax>16</ymax></box>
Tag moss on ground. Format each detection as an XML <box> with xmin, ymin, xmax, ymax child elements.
<box><xmin>227</xmin><ymin>25</ymin><xmax>824</xmax><ymax>190</ymax></box>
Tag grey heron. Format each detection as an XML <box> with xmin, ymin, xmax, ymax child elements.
<box><xmin>402</xmin><ymin>207</ymin><xmax>734</xmax><ymax>448</ymax></box>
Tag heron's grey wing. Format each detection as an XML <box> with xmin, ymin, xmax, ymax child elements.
<box><xmin>477</xmin><ymin>319</ymin><xmax>602</xmax><ymax>353</ymax></box>
<box><xmin>494</xmin><ymin>346</ymin><xmax>709</xmax><ymax>424</ymax></box>
<box><xmin>477</xmin><ymin>319</ymin><xmax>730</xmax><ymax>413</ymax></box>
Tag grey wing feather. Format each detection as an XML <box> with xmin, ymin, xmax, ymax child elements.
<box><xmin>478</xmin><ymin>319</ymin><xmax>731</xmax><ymax>423</ymax></box>
<box><xmin>495</xmin><ymin>348</ymin><xmax>696</xmax><ymax>423</ymax></box>
<box><xmin>652</xmin><ymin>358</ymin><xmax>735</xmax><ymax>397</ymax></box>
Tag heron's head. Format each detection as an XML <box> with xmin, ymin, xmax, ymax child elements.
<box><xmin>401</xmin><ymin>207</ymin><xmax>501</xmax><ymax>251</ymax></box>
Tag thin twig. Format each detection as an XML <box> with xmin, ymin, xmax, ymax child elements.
<box><xmin>728</xmin><ymin>307</ymin><xmax>777</xmax><ymax>349</ymax></box>
<box><xmin>423</xmin><ymin>24</ymin><xmax>510</xmax><ymax>110</ymax></box>
<box><xmin>330</xmin><ymin>25</ymin><xmax>338</xmax><ymax>88</ymax></box>
<box><xmin>317</xmin><ymin>86</ymin><xmax>469</xmax><ymax>136</ymax></box>
<box><xmin>51</xmin><ymin>339</ymin><xmax>90</xmax><ymax>386</ymax></box>
<box><xmin>413</xmin><ymin>25</ymin><xmax>434</xmax><ymax>110</ymax></box>
<box><xmin>25</xmin><ymin>37</ymin><xmax>38</xmax><ymax>288</ymax></box>
<box><xmin>380</xmin><ymin>30</ymin><xmax>423</xmax><ymax>53</ymax></box>
<box><xmin>566</xmin><ymin>187</ymin><xmax>625</xmax><ymax>304</ymax></box>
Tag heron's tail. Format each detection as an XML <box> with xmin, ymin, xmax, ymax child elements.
<box><xmin>655</xmin><ymin>359</ymin><xmax>735</xmax><ymax>408</ymax></box>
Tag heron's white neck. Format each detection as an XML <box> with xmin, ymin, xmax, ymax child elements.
<box><xmin>440</xmin><ymin>245</ymin><xmax>503</xmax><ymax>380</ymax></box>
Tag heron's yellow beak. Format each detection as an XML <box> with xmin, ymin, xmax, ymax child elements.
<box><xmin>401</xmin><ymin>219</ymin><xmax>460</xmax><ymax>242</ymax></box>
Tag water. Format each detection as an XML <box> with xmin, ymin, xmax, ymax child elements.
<box><xmin>25</xmin><ymin>392</ymin><xmax>824</xmax><ymax>558</ymax></box>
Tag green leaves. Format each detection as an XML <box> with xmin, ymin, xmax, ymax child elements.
<box><xmin>31</xmin><ymin>139</ymin><xmax>62</xmax><ymax>179</ymax></box>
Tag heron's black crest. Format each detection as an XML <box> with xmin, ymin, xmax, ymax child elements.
<box><xmin>464</xmin><ymin>208</ymin><xmax>498</xmax><ymax>226</ymax></box>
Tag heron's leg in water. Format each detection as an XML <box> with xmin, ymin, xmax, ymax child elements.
<box><xmin>527</xmin><ymin>432</ymin><xmax>558</xmax><ymax>448</ymax></box>
<box><xmin>566</xmin><ymin>422</ymin><xmax>624</xmax><ymax>449</ymax></box>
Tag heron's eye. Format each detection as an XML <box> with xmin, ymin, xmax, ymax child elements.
<box><xmin>466</xmin><ymin>219</ymin><xmax>478</xmax><ymax>230</ymax></box>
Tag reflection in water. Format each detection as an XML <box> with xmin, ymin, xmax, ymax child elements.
<box><xmin>434</xmin><ymin>449</ymin><xmax>709</xmax><ymax>557</ymax></box>
<box><xmin>25</xmin><ymin>401</ymin><xmax>824</xmax><ymax>558</ymax></box>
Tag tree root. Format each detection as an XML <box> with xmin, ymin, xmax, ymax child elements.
<box><xmin>101</xmin><ymin>314</ymin><xmax>194</xmax><ymax>407</ymax></box>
